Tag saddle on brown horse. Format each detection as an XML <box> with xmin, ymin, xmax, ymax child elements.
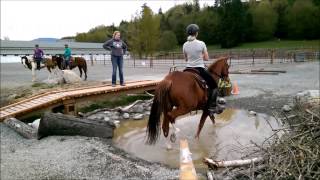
<box><xmin>183</xmin><ymin>68</ymin><xmax>207</xmax><ymax>90</ymax></box>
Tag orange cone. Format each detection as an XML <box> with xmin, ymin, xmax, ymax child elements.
<box><xmin>231</xmin><ymin>81</ymin><xmax>239</xmax><ymax>95</ymax></box>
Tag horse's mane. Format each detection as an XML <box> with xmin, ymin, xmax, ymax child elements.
<box><xmin>207</xmin><ymin>56</ymin><xmax>228</xmax><ymax>73</ymax></box>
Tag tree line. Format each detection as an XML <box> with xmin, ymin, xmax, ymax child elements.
<box><xmin>72</xmin><ymin>0</ymin><xmax>320</xmax><ymax>57</ymax></box>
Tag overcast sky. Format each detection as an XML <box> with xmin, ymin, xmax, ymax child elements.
<box><xmin>1</xmin><ymin>0</ymin><xmax>215</xmax><ymax>41</ymax></box>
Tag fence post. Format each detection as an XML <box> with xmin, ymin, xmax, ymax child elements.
<box><xmin>252</xmin><ymin>49</ymin><xmax>255</xmax><ymax>65</ymax></box>
<box><xmin>270</xmin><ymin>49</ymin><xmax>274</xmax><ymax>64</ymax></box>
<box><xmin>103</xmin><ymin>54</ymin><xmax>106</xmax><ymax>66</ymax></box>
<box><xmin>150</xmin><ymin>57</ymin><xmax>153</xmax><ymax>68</ymax></box>
<box><xmin>90</xmin><ymin>54</ymin><xmax>94</xmax><ymax>66</ymax></box>
<box><xmin>133</xmin><ymin>55</ymin><xmax>136</xmax><ymax>68</ymax></box>
<box><xmin>173</xmin><ymin>52</ymin><xmax>175</xmax><ymax>66</ymax></box>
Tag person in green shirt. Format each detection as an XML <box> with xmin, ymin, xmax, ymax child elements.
<box><xmin>63</xmin><ymin>44</ymin><xmax>72</xmax><ymax>69</ymax></box>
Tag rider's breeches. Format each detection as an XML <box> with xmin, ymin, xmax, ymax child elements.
<box><xmin>35</xmin><ymin>58</ymin><xmax>42</xmax><ymax>69</ymax></box>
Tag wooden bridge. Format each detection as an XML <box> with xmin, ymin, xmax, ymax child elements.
<box><xmin>0</xmin><ymin>80</ymin><xmax>159</xmax><ymax>121</ymax></box>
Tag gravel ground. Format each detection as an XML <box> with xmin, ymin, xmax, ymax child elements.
<box><xmin>0</xmin><ymin>60</ymin><xmax>319</xmax><ymax>179</ymax></box>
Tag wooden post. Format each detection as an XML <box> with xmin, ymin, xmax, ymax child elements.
<box><xmin>90</xmin><ymin>54</ymin><xmax>94</xmax><ymax>66</ymax></box>
<box><xmin>180</xmin><ymin>139</ymin><xmax>197</xmax><ymax>180</ymax></box>
<box><xmin>63</xmin><ymin>99</ymin><xmax>76</xmax><ymax>116</ymax></box>
<box><xmin>103</xmin><ymin>54</ymin><xmax>106</xmax><ymax>66</ymax></box>
<box><xmin>252</xmin><ymin>49</ymin><xmax>255</xmax><ymax>65</ymax></box>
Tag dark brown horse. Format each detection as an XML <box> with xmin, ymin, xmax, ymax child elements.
<box><xmin>146</xmin><ymin>57</ymin><xmax>230</xmax><ymax>145</ymax></box>
<box><xmin>51</xmin><ymin>55</ymin><xmax>64</xmax><ymax>70</ymax></box>
<box><xmin>69</xmin><ymin>57</ymin><xmax>88</xmax><ymax>80</ymax></box>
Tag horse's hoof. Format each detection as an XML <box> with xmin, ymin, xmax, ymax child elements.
<box><xmin>170</xmin><ymin>133</ymin><xmax>176</xmax><ymax>143</ymax></box>
<box><xmin>166</xmin><ymin>143</ymin><xmax>173</xmax><ymax>151</ymax></box>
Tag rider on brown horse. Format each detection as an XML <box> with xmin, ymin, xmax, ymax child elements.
<box><xmin>183</xmin><ymin>24</ymin><xmax>220</xmax><ymax>119</ymax></box>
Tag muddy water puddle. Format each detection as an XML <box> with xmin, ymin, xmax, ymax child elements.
<box><xmin>113</xmin><ymin>109</ymin><xmax>282</xmax><ymax>170</ymax></box>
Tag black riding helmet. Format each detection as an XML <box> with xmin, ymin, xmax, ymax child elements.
<box><xmin>186</xmin><ymin>24</ymin><xmax>199</xmax><ymax>35</ymax></box>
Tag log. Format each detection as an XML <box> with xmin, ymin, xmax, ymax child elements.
<box><xmin>251</xmin><ymin>70</ymin><xmax>286</xmax><ymax>73</ymax></box>
<box><xmin>203</xmin><ymin>157</ymin><xmax>264</xmax><ymax>169</ymax></box>
<box><xmin>229</xmin><ymin>71</ymin><xmax>279</xmax><ymax>75</ymax></box>
<box><xmin>180</xmin><ymin>139</ymin><xmax>197</xmax><ymax>180</ymax></box>
<box><xmin>37</xmin><ymin>112</ymin><xmax>114</xmax><ymax>139</ymax></box>
<box><xmin>4</xmin><ymin>118</ymin><xmax>38</xmax><ymax>139</ymax></box>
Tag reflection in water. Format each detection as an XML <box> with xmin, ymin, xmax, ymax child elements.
<box><xmin>113</xmin><ymin>109</ymin><xmax>281</xmax><ymax>171</ymax></box>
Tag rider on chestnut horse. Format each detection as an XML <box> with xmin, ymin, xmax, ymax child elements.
<box><xmin>183</xmin><ymin>24</ymin><xmax>219</xmax><ymax>119</ymax></box>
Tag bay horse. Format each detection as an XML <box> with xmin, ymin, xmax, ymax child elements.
<box><xmin>51</xmin><ymin>55</ymin><xmax>64</xmax><ymax>70</ymax></box>
<box><xmin>69</xmin><ymin>57</ymin><xmax>88</xmax><ymax>80</ymax></box>
<box><xmin>21</xmin><ymin>55</ymin><xmax>61</xmax><ymax>82</ymax></box>
<box><xmin>146</xmin><ymin>57</ymin><xmax>230</xmax><ymax>145</ymax></box>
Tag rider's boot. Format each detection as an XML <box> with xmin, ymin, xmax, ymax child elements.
<box><xmin>208</xmin><ymin>89</ymin><xmax>225</xmax><ymax>120</ymax></box>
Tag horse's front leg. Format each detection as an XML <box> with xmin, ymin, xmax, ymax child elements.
<box><xmin>30</xmin><ymin>61</ymin><xmax>37</xmax><ymax>82</ymax></box>
<box><xmin>195</xmin><ymin>111</ymin><xmax>209</xmax><ymax>139</ymax></box>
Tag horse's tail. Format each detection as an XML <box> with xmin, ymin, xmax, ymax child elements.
<box><xmin>146</xmin><ymin>79</ymin><xmax>172</xmax><ymax>145</ymax></box>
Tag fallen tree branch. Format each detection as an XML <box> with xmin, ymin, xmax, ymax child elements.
<box><xmin>203</xmin><ymin>157</ymin><xmax>264</xmax><ymax>169</ymax></box>
<box><xmin>4</xmin><ymin>118</ymin><xmax>38</xmax><ymax>139</ymax></box>
<box><xmin>305</xmin><ymin>109</ymin><xmax>320</xmax><ymax>119</ymax></box>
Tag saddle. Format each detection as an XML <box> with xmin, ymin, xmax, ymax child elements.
<box><xmin>183</xmin><ymin>68</ymin><xmax>207</xmax><ymax>90</ymax></box>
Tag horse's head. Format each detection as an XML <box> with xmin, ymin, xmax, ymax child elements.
<box><xmin>21</xmin><ymin>56</ymin><xmax>32</xmax><ymax>70</ymax></box>
<box><xmin>207</xmin><ymin>56</ymin><xmax>229</xmax><ymax>81</ymax></box>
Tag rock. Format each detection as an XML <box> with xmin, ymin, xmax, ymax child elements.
<box><xmin>87</xmin><ymin>115</ymin><xmax>97</xmax><ymax>120</ymax></box>
<box><xmin>132</xmin><ymin>105</ymin><xmax>144</xmax><ymax>113</ymax></box>
<box><xmin>111</xmin><ymin>115</ymin><xmax>120</xmax><ymax>120</ymax></box>
<box><xmin>103</xmin><ymin>111</ymin><xmax>111</xmax><ymax>115</ymax></box>
<box><xmin>282</xmin><ymin>105</ymin><xmax>292</xmax><ymax>112</ymax></box>
<box><xmin>249</xmin><ymin>110</ymin><xmax>257</xmax><ymax>116</ymax></box>
<box><xmin>62</xmin><ymin>70</ymin><xmax>82</xmax><ymax>83</ymax></box>
<box><xmin>28</xmin><ymin>118</ymin><xmax>40</xmax><ymax>129</ymax></box>
<box><xmin>108</xmin><ymin>120</ymin><xmax>120</xmax><ymax>128</ymax></box>
<box><xmin>133</xmin><ymin>114</ymin><xmax>144</xmax><ymax>120</ymax></box>
<box><xmin>144</xmin><ymin>111</ymin><xmax>150</xmax><ymax>116</ymax></box>
<box><xmin>104</xmin><ymin>117</ymin><xmax>110</xmax><ymax>121</ymax></box>
<box><xmin>7</xmin><ymin>94</ymin><xmax>17</xmax><ymax>100</ymax></box>
<box><xmin>122</xmin><ymin>113</ymin><xmax>130</xmax><ymax>119</ymax></box>
<box><xmin>145</xmin><ymin>106</ymin><xmax>151</xmax><ymax>111</ymax></box>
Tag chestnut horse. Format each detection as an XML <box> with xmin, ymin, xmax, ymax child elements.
<box><xmin>146</xmin><ymin>57</ymin><xmax>229</xmax><ymax>145</ymax></box>
<box><xmin>69</xmin><ymin>57</ymin><xmax>88</xmax><ymax>80</ymax></box>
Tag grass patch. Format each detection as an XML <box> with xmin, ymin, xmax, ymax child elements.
<box><xmin>31</xmin><ymin>83</ymin><xmax>55</xmax><ymax>89</ymax></box>
<box><xmin>79</xmin><ymin>94</ymin><xmax>152</xmax><ymax>113</ymax></box>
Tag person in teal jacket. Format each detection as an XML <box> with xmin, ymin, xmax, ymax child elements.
<box><xmin>64</xmin><ymin>44</ymin><xmax>72</xmax><ymax>69</ymax></box>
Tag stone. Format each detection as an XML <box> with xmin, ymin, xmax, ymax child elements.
<box><xmin>144</xmin><ymin>111</ymin><xmax>150</xmax><ymax>116</ymax></box>
<box><xmin>145</xmin><ymin>106</ymin><xmax>151</xmax><ymax>111</ymax></box>
<box><xmin>282</xmin><ymin>105</ymin><xmax>292</xmax><ymax>112</ymax></box>
<box><xmin>62</xmin><ymin>70</ymin><xmax>81</xmax><ymax>83</ymax></box>
<box><xmin>133</xmin><ymin>114</ymin><xmax>144</xmax><ymax>120</ymax></box>
<box><xmin>108</xmin><ymin>120</ymin><xmax>120</xmax><ymax>128</ymax></box>
<box><xmin>28</xmin><ymin>119</ymin><xmax>40</xmax><ymax>129</ymax></box>
<box><xmin>104</xmin><ymin>117</ymin><xmax>110</xmax><ymax>121</ymax></box>
<box><xmin>249</xmin><ymin>110</ymin><xmax>257</xmax><ymax>116</ymax></box>
<box><xmin>132</xmin><ymin>105</ymin><xmax>144</xmax><ymax>113</ymax></box>
<box><xmin>111</xmin><ymin>115</ymin><xmax>120</xmax><ymax>120</ymax></box>
<box><xmin>122</xmin><ymin>113</ymin><xmax>130</xmax><ymax>119</ymax></box>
